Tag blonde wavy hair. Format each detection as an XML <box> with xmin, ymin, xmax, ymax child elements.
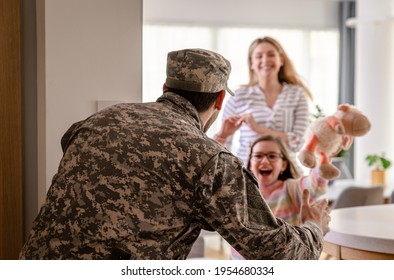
<box><xmin>247</xmin><ymin>36</ymin><xmax>313</xmax><ymax>100</ymax></box>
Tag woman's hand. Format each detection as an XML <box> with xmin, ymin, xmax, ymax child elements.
<box><xmin>218</xmin><ymin>115</ymin><xmax>243</xmax><ymax>137</ymax></box>
<box><xmin>214</xmin><ymin>115</ymin><xmax>243</xmax><ymax>144</ymax></box>
<box><xmin>239</xmin><ymin>113</ymin><xmax>268</xmax><ymax>134</ymax></box>
<box><xmin>240</xmin><ymin>113</ymin><xmax>289</xmax><ymax>146</ymax></box>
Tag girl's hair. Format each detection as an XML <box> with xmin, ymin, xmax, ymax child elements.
<box><xmin>247</xmin><ymin>135</ymin><xmax>301</xmax><ymax>180</ymax></box>
<box><xmin>247</xmin><ymin>36</ymin><xmax>313</xmax><ymax>100</ymax></box>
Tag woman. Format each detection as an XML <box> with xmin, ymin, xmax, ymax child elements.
<box><xmin>214</xmin><ymin>37</ymin><xmax>312</xmax><ymax>172</ymax></box>
<box><xmin>230</xmin><ymin>135</ymin><xmax>328</xmax><ymax>260</ymax></box>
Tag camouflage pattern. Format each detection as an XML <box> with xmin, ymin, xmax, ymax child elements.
<box><xmin>166</xmin><ymin>48</ymin><xmax>234</xmax><ymax>95</ymax></box>
<box><xmin>19</xmin><ymin>92</ymin><xmax>323</xmax><ymax>260</ymax></box>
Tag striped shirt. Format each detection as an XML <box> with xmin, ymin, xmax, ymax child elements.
<box><xmin>222</xmin><ymin>84</ymin><xmax>310</xmax><ymax>165</ymax></box>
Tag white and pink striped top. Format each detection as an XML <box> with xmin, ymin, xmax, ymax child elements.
<box><xmin>222</xmin><ymin>83</ymin><xmax>310</xmax><ymax>165</ymax></box>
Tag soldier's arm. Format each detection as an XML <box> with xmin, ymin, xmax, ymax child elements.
<box><xmin>194</xmin><ymin>152</ymin><xmax>323</xmax><ymax>260</ymax></box>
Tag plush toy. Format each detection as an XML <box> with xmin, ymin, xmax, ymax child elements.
<box><xmin>298</xmin><ymin>104</ymin><xmax>371</xmax><ymax>180</ymax></box>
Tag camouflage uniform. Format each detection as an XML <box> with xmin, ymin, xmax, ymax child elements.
<box><xmin>19</xmin><ymin>49</ymin><xmax>323</xmax><ymax>260</ymax></box>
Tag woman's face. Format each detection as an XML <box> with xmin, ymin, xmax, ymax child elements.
<box><xmin>249</xmin><ymin>140</ymin><xmax>287</xmax><ymax>187</ymax></box>
<box><xmin>250</xmin><ymin>42</ymin><xmax>283</xmax><ymax>79</ymax></box>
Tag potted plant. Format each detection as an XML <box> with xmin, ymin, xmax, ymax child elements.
<box><xmin>365</xmin><ymin>153</ymin><xmax>392</xmax><ymax>186</ymax></box>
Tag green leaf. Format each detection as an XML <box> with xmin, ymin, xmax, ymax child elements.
<box><xmin>365</xmin><ymin>153</ymin><xmax>392</xmax><ymax>170</ymax></box>
<box><xmin>381</xmin><ymin>158</ymin><xmax>391</xmax><ymax>169</ymax></box>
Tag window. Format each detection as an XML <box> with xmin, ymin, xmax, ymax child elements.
<box><xmin>143</xmin><ymin>25</ymin><xmax>339</xmax><ymax>138</ymax></box>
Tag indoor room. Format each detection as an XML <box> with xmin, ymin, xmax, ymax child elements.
<box><xmin>1</xmin><ymin>0</ymin><xmax>394</xmax><ymax>262</ymax></box>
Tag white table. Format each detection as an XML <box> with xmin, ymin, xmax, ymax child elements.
<box><xmin>323</xmin><ymin>204</ymin><xmax>394</xmax><ymax>259</ymax></box>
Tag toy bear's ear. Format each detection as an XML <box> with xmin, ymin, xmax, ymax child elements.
<box><xmin>342</xmin><ymin>135</ymin><xmax>354</xmax><ymax>150</ymax></box>
<box><xmin>326</xmin><ymin>116</ymin><xmax>344</xmax><ymax>134</ymax></box>
<box><xmin>337</xmin><ymin>103</ymin><xmax>350</xmax><ymax>111</ymax></box>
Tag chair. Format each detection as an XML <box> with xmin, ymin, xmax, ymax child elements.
<box><xmin>390</xmin><ymin>189</ymin><xmax>394</xmax><ymax>204</ymax></box>
<box><xmin>331</xmin><ymin>186</ymin><xmax>384</xmax><ymax>209</ymax></box>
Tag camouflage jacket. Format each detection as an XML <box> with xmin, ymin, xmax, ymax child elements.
<box><xmin>19</xmin><ymin>92</ymin><xmax>323</xmax><ymax>260</ymax></box>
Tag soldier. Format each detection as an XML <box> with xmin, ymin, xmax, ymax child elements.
<box><xmin>20</xmin><ymin>48</ymin><xmax>330</xmax><ymax>260</ymax></box>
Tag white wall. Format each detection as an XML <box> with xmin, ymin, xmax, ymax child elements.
<box><xmin>143</xmin><ymin>0</ymin><xmax>339</xmax><ymax>29</ymax></box>
<box><xmin>354</xmin><ymin>0</ymin><xmax>394</xmax><ymax>187</ymax></box>
<box><xmin>38</xmin><ymin>0</ymin><xmax>142</xmax><ymax>203</ymax></box>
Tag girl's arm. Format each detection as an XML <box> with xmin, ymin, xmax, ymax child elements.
<box><xmin>299</xmin><ymin>168</ymin><xmax>329</xmax><ymax>198</ymax></box>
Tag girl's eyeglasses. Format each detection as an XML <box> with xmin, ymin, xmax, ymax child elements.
<box><xmin>250</xmin><ymin>152</ymin><xmax>282</xmax><ymax>162</ymax></box>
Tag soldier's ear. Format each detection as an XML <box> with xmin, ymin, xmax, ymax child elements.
<box><xmin>214</xmin><ymin>90</ymin><xmax>226</xmax><ymax>110</ymax></box>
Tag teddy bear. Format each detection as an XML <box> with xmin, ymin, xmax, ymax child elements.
<box><xmin>298</xmin><ymin>104</ymin><xmax>371</xmax><ymax>180</ymax></box>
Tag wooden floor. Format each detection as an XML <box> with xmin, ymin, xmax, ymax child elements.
<box><xmin>192</xmin><ymin>231</ymin><xmax>337</xmax><ymax>260</ymax></box>
<box><xmin>187</xmin><ymin>231</ymin><xmax>230</xmax><ymax>260</ymax></box>
<box><xmin>204</xmin><ymin>233</ymin><xmax>231</xmax><ymax>260</ymax></box>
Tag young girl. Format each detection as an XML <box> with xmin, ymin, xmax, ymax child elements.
<box><xmin>230</xmin><ymin>135</ymin><xmax>328</xmax><ymax>260</ymax></box>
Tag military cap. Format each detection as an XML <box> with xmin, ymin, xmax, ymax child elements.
<box><xmin>165</xmin><ymin>48</ymin><xmax>234</xmax><ymax>95</ymax></box>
